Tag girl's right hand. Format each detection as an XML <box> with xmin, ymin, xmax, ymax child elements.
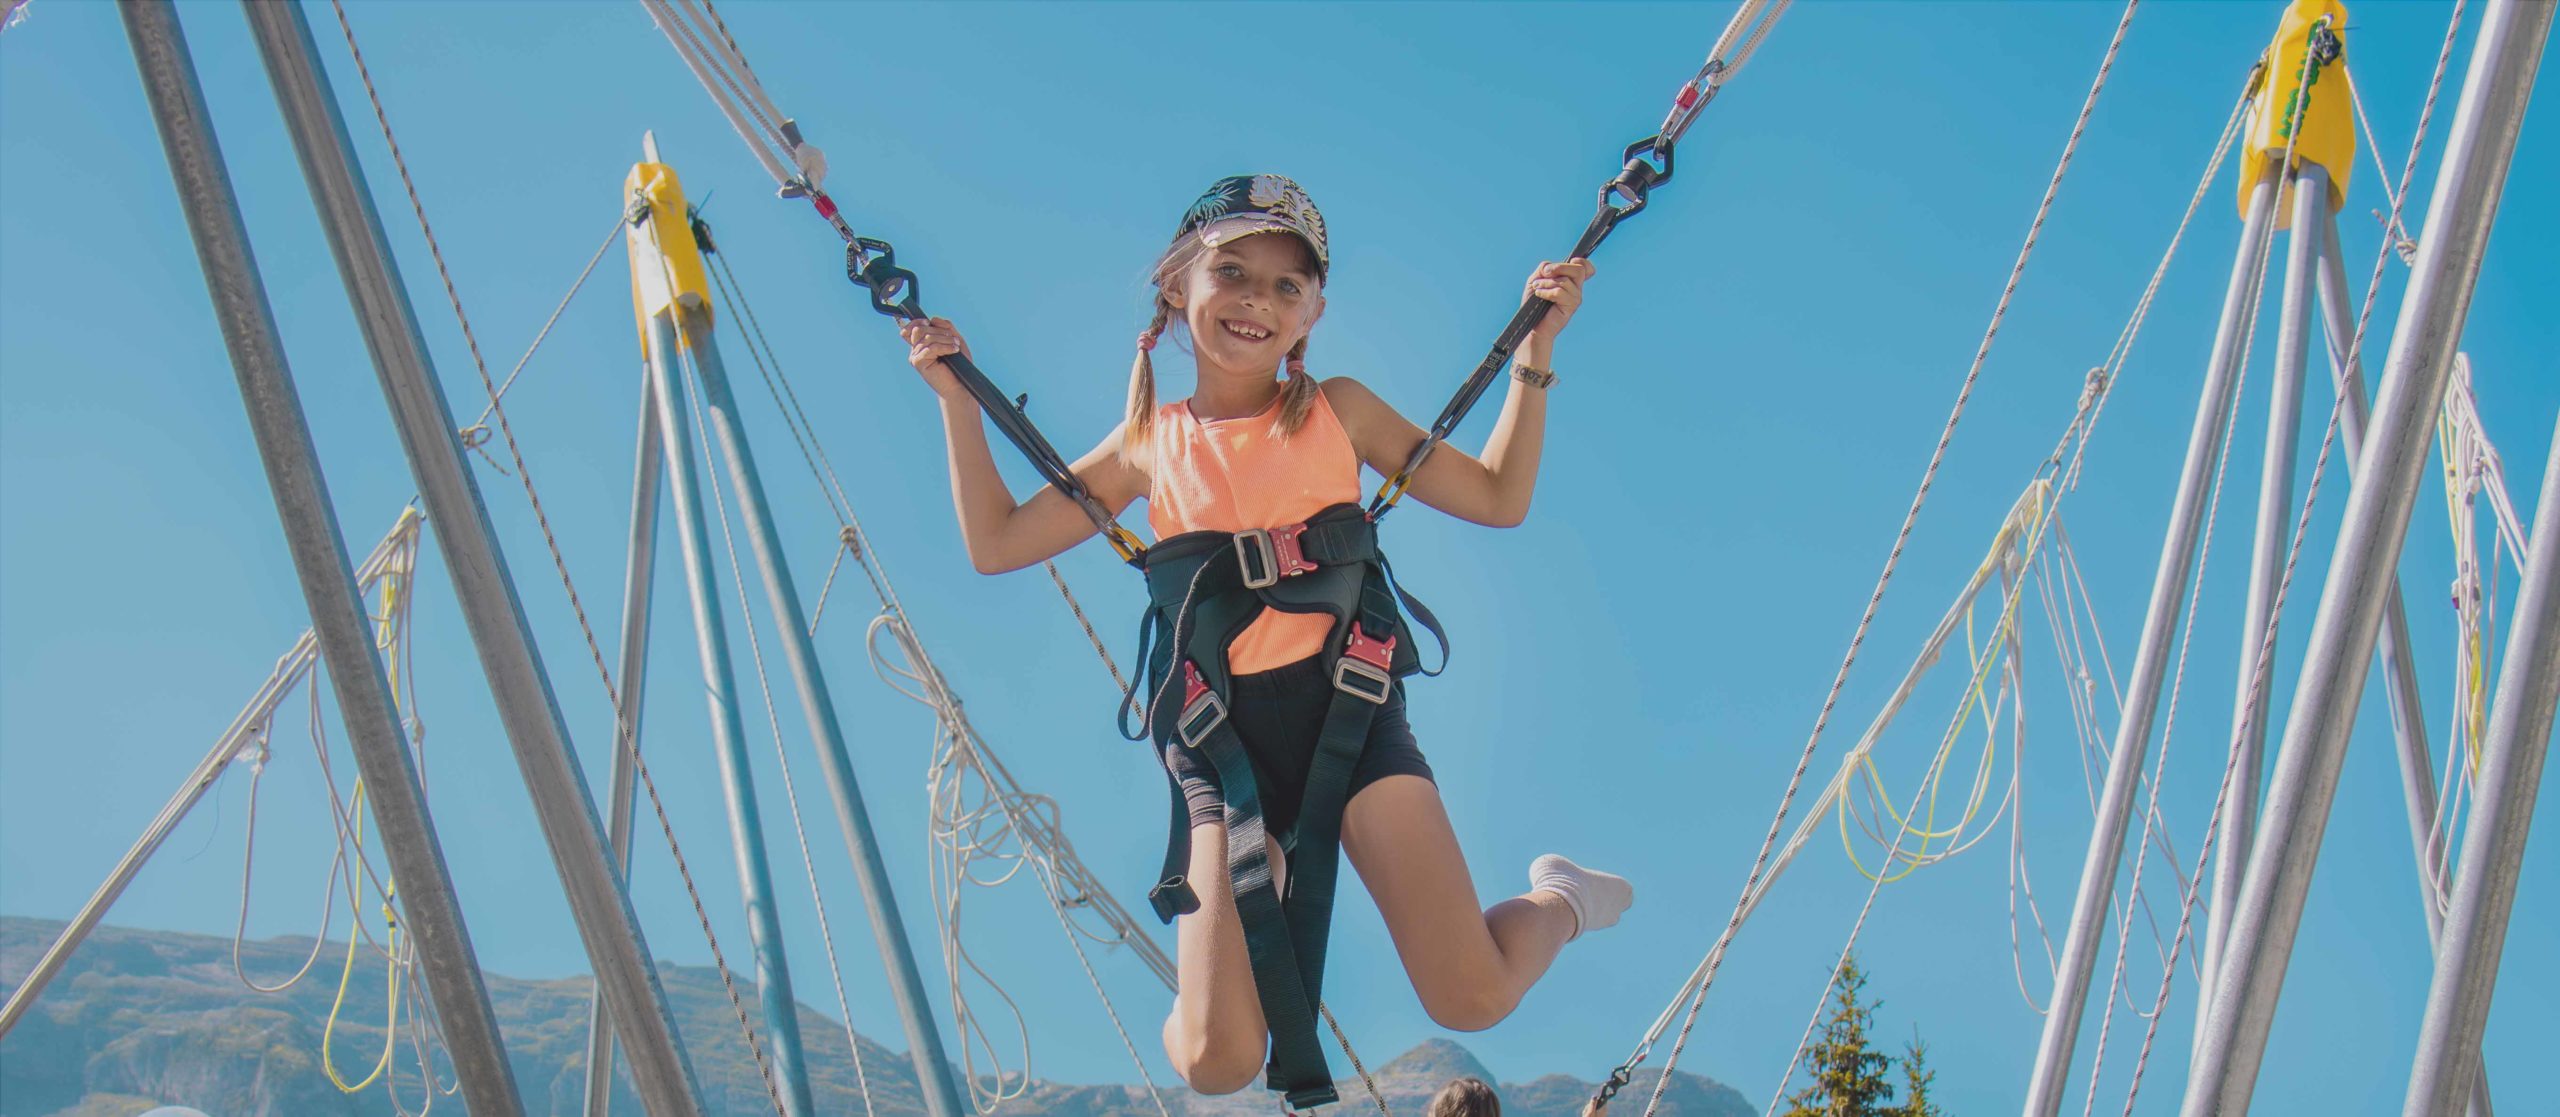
<box><xmin>898</xmin><ymin>316</ymin><xmax>972</xmax><ymax>402</ymax></box>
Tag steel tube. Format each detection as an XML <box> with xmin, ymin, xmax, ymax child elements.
<box><xmin>682</xmin><ymin>310</ymin><xmax>967</xmax><ymax>1117</ymax></box>
<box><xmin>584</xmin><ymin>371</ymin><xmax>668</xmax><ymax>1117</ymax></box>
<box><xmin>2202</xmin><ymin>165</ymin><xmax>2329</xmax><ymax>1005</ymax></box>
<box><xmin>239</xmin><ymin>3</ymin><xmax>706</xmax><ymax>1113</ymax></box>
<box><xmin>120</xmin><ymin>5</ymin><xmax>522</xmax><ymax>1112</ymax></box>
<box><xmin>2313</xmin><ymin>210</ymin><xmax>2493</xmax><ymax>1117</ymax></box>
<box><xmin>2182</xmin><ymin>1</ymin><xmax>2552</xmax><ymax>1109</ymax></box>
<box><xmin>2403</xmin><ymin>421</ymin><xmax>2560</xmax><ymax>1115</ymax></box>
<box><xmin>2019</xmin><ymin>162</ymin><xmax>2281</xmax><ymax>1117</ymax></box>
<box><xmin>645</xmin><ymin>310</ymin><xmax>817</xmax><ymax>1117</ymax></box>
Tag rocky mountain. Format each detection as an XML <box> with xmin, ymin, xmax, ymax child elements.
<box><xmin>0</xmin><ymin>918</ymin><xmax>1751</xmax><ymax>1117</ymax></box>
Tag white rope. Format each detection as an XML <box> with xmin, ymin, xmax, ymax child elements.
<box><xmin>2429</xmin><ymin>354</ymin><xmax>2525</xmax><ymax>909</ymax></box>
<box><xmin>636</xmin><ymin>0</ymin><xmax>824</xmax><ymax>192</ymax></box>
<box><xmin>324</xmin><ymin>5</ymin><xmax>792</xmax><ymax>1102</ymax></box>
<box><xmin>665</xmin><ymin>312</ymin><xmax>883</xmax><ymax>1117</ymax></box>
<box><xmin>699</xmin><ymin>240</ymin><xmax>1212</xmax><ymax>1111</ymax></box>
<box><xmin>1613</xmin><ymin>10</ymin><xmax>2144</xmax><ymax>1102</ymax></box>
<box><xmin>223</xmin><ymin>514</ymin><xmax>459</xmax><ymax>1112</ymax></box>
<box><xmin>2340</xmin><ymin>62</ymin><xmax>2418</xmax><ymax>260</ymax></box>
<box><xmin>2077</xmin><ymin>244</ymin><xmax>2263</xmax><ymax>1110</ymax></box>
<box><xmin>2107</xmin><ymin>5</ymin><xmax>2473</xmax><ymax>1105</ymax></box>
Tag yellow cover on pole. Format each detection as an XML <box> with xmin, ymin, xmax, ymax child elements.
<box><xmin>626</xmin><ymin>155</ymin><xmax>713</xmax><ymax>346</ymax></box>
<box><xmin>2242</xmin><ymin>0</ymin><xmax>2354</xmax><ymax>223</ymax></box>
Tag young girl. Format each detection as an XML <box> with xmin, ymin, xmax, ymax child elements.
<box><xmin>899</xmin><ymin>174</ymin><xmax>1631</xmax><ymax>1100</ymax></box>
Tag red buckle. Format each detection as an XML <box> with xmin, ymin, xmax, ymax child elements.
<box><xmin>1268</xmin><ymin>522</ymin><xmax>1317</xmax><ymax>580</ymax></box>
<box><xmin>1237</xmin><ymin>522</ymin><xmax>1320</xmax><ymax>589</ymax></box>
<box><xmin>1343</xmin><ymin>623</ymin><xmax>1396</xmax><ymax>669</ymax></box>
<box><xmin>1334</xmin><ymin>623</ymin><xmax>1397</xmax><ymax>704</ymax></box>
<box><xmin>1177</xmin><ymin>662</ymin><xmax>1227</xmax><ymax>749</ymax></box>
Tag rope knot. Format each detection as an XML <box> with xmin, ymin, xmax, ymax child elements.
<box><xmin>839</xmin><ymin>524</ymin><xmax>864</xmax><ymax>558</ymax></box>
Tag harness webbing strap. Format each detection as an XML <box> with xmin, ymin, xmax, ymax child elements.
<box><xmin>1186</xmin><ymin>711</ymin><xmax>1338</xmax><ymax>1108</ymax></box>
<box><xmin>1126</xmin><ymin>507</ymin><xmax>1438</xmax><ymax>1109</ymax></box>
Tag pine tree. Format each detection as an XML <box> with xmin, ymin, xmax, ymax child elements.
<box><xmin>1895</xmin><ymin>1035</ymin><xmax>1942</xmax><ymax>1117</ymax></box>
<box><xmin>1779</xmin><ymin>955</ymin><xmax>1896</xmax><ymax>1117</ymax></box>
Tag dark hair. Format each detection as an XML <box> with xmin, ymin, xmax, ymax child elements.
<box><xmin>1426</xmin><ymin>1077</ymin><xmax>1501</xmax><ymax>1117</ymax></box>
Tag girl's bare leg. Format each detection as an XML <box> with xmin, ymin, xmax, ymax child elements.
<box><xmin>1161</xmin><ymin>821</ymin><xmax>1286</xmax><ymax>1093</ymax></box>
<box><xmin>1341</xmin><ymin>774</ymin><xmax>1579</xmax><ymax>1031</ymax></box>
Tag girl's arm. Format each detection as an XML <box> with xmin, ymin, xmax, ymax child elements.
<box><xmin>1328</xmin><ymin>258</ymin><xmax>1591</xmax><ymax>528</ymax></box>
<box><xmin>907</xmin><ymin>317</ymin><xmax>1148</xmax><ymax>574</ymax></box>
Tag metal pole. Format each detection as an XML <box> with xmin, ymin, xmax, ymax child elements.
<box><xmin>645</xmin><ymin>309</ymin><xmax>818</xmax><ymax>1117</ymax></box>
<box><xmin>238</xmin><ymin>4</ymin><xmax>707</xmax><ymax>1114</ymax></box>
<box><xmin>117</xmin><ymin>5</ymin><xmax>522</xmax><ymax>1112</ymax></box>
<box><xmin>2313</xmin><ymin>210</ymin><xmax>2494</xmax><ymax>1117</ymax></box>
<box><xmin>2202</xmin><ymin>164</ymin><xmax>2328</xmax><ymax>1006</ymax></box>
<box><xmin>683</xmin><ymin>309</ymin><xmax>968</xmax><ymax>1117</ymax></box>
<box><xmin>2182</xmin><ymin>1</ymin><xmax>2551</xmax><ymax>1109</ymax></box>
<box><xmin>0</xmin><ymin>515</ymin><xmax>417</xmax><ymax>1037</ymax></box>
<box><xmin>2404</xmin><ymin>420</ymin><xmax>2560</xmax><ymax>1116</ymax></box>
<box><xmin>2019</xmin><ymin>161</ymin><xmax>2282</xmax><ymax>1117</ymax></box>
<box><xmin>584</xmin><ymin>370</ymin><xmax>667</xmax><ymax>1117</ymax></box>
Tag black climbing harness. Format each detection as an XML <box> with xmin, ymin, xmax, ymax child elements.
<box><xmin>1117</xmin><ymin>503</ymin><xmax>1447</xmax><ymax>1108</ymax></box>
<box><xmin>797</xmin><ymin>125</ymin><xmax>1681</xmax><ymax>1103</ymax></box>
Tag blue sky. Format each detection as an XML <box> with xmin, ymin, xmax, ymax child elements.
<box><xmin>2</xmin><ymin>2</ymin><xmax>2553</xmax><ymax>1115</ymax></box>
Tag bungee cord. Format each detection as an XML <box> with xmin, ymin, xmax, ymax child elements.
<box><xmin>1598</xmin><ymin>8</ymin><xmax>2144</xmax><ymax>1111</ymax></box>
<box><xmin>690</xmin><ymin>227</ymin><xmax>1215</xmax><ymax>1113</ymax></box>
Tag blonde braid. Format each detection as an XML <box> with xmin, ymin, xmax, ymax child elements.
<box><xmin>1123</xmin><ymin>301</ymin><xmax>1175</xmax><ymax>461</ymax></box>
<box><xmin>1272</xmin><ymin>337</ymin><xmax>1321</xmax><ymax>439</ymax></box>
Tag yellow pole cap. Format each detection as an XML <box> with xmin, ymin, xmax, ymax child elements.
<box><xmin>2242</xmin><ymin>0</ymin><xmax>2355</xmax><ymax>223</ymax></box>
<box><xmin>625</xmin><ymin>154</ymin><xmax>714</xmax><ymax>348</ymax></box>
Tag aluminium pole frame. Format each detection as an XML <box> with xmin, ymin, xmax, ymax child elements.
<box><xmin>2402</xmin><ymin>419</ymin><xmax>2560</xmax><ymax>1114</ymax></box>
<box><xmin>681</xmin><ymin>305</ymin><xmax>969</xmax><ymax>1117</ymax></box>
<box><xmin>117</xmin><ymin>4</ymin><xmax>522</xmax><ymax>1112</ymax></box>
<box><xmin>240</xmin><ymin>2</ymin><xmax>709</xmax><ymax>1113</ymax></box>
<box><xmin>2308</xmin><ymin>206</ymin><xmax>2494</xmax><ymax>1117</ymax></box>
<box><xmin>2020</xmin><ymin>160</ymin><xmax>2282</xmax><ymax>1117</ymax></box>
<box><xmin>2181</xmin><ymin>0</ymin><xmax>2552</xmax><ymax>1110</ymax></box>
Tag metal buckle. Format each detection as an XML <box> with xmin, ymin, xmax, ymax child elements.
<box><xmin>1236</xmin><ymin>528</ymin><xmax>1278</xmax><ymax>589</ymax></box>
<box><xmin>1177</xmin><ymin>662</ymin><xmax>1227</xmax><ymax>749</ymax></box>
<box><xmin>1235</xmin><ymin>523</ymin><xmax>1317</xmax><ymax>590</ymax></box>
<box><xmin>1333</xmin><ymin>623</ymin><xmax>1397</xmax><ymax>705</ymax></box>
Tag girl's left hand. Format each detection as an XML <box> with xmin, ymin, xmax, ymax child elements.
<box><xmin>1524</xmin><ymin>257</ymin><xmax>1596</xmax><ymax>343</ymax></box>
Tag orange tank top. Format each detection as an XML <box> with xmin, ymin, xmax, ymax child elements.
<box><xmin>1145</xmin><ymin>387</ymin><xmax>1361</xmax><ymax>675</ymax></box>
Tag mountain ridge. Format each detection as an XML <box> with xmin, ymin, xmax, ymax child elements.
<box><xmin>0</xmin><ymin>917</ymin><xmax>1752</xmax><ymax>1117</ymax></box>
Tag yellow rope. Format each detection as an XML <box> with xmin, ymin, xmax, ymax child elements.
<box><xmin>321</xmin><ymin>780</ymin><xmax>403</xmax><ymax>1093</ymax></box>
<box><xmin>1835</xmin><ymin>490</ymin><xmax>2047</xmax><ymax>883</ymax></box>
<box><xmin>323</xmin><ymin>569</ymin><xmax>416</xmax><ymax>1095</ymax></box>
<box><xmin>2439</xmin><ymin>407</ymin><xmax>2492</xmax><ymax>775</ymax></box>
<box><xmin>1839</xmin><ymin>589</ymin><xmax>2021</xmax><ymax>881</ymax></box>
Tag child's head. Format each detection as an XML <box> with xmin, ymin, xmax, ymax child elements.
<box><xmin>1127</xmin><ymin>175</ymin><xmax>1331</xmax><ymax>441</ymax></box>
<box><xmin>1426</xmin><ymin>1077</ymin><xmax>1501</xmax><ymax>1117</ymax></box>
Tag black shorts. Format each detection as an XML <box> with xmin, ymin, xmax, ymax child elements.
<box><xmin>1161</xmin><ymin>654</ymin><xmax>1436</xmax><ymax>840</ymax></box>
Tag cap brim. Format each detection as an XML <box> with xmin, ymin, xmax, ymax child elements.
<box><xmin>1199</xmin><ymin>216</ymin><xmax>1326</xmax><ymax>275</ymax></box>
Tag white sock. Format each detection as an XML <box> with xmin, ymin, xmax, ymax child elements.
<box><xmin>1530</xmin><ymin>854</ymin><xmax>1633</xmax><ymax>942</ymax></box>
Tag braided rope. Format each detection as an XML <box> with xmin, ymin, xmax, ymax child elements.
<box><xmin>323</xmin><ymin>5</ymin><xmax>785</xmax><ymax>1111</ymax></box>
<box><xmin>2110</xmin><ymin>2</ymin><xmax>2470</xmax><ymax>1109</ymax></box>
<box><xmin>1620</xmin><ymin>6</ymin><xmax>2142</xmax><ymax>1110</ymax></box>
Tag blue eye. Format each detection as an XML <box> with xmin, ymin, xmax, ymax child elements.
<box><xmin>1279</xmin><ymin>279</ymin><xmax>1302</xmax><ymax>296</ymax></box>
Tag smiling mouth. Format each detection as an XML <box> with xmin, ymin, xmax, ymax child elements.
<box><xmin>1220</xmin><ymin>319</ymin><xmax>1273</xmax><ymax>342</ymax></box>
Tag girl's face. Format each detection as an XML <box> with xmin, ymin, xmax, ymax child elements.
<box><xmin>1167</xmin><ymin>229</ymin><xmax>1324</xmax><ymax>378</ymax></box>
